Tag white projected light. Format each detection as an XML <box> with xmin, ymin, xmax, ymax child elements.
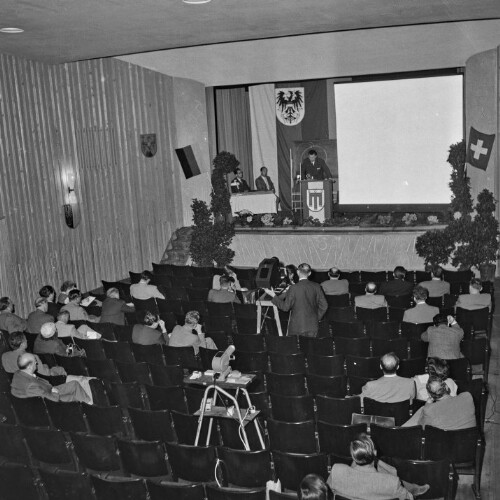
<box><xmin>335</xmin><ymin>75</ymin><xmax>463</xmax><ymax>206</ymax></box>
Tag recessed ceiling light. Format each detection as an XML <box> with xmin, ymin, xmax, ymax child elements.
<box><xmin>183</xmin><ymin>0</ymin><xmax>211</xmax><ymax>4</ymax></box>
<box><xmin>0</xmin><ymin>27</ymin><xmax>24</xmax><ymax>34</ymax></box>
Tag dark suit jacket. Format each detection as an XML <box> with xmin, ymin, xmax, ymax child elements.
<box><xmin>272</xmin><ymin>279</ymin><xmax>328</xmax><ymax>336</ymax></box>
<box><xmin>255</xmin><ymin>175</ymin><xmax>275</xmax><ymax>192</ymax></box>
<box><xmin>379</xmin><ymin>279</ymin><xmax>413</xmax><ymax>297</ymax></box>
<box><xmin>26</xmin><ymin>309</ymin><xmax>55</xmax><ymax>334</ymax></box>
<box><xmin>132</xmin><ymin>324</ymin><xmax>166</xmax><ymax>345</ymax></box>
<box><xmin>301</xmin><ymin>157</ymin><xmax>332</xmax><ymax>180</ymax></box>
<box><xmin>231</xmin><ymin>177</ymin><xmax>250</xmax><ymax>193</ymax></box>
<box><xmin>100</xmin><ymin>297</ymin><xmax>135</xmax><ymax>325</ymax></box>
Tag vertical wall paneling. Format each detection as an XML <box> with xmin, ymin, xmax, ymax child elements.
<box><xmin>0</xmin><ymin>54</ymin><xmax>192</xmax><ymax>315</ymax></box>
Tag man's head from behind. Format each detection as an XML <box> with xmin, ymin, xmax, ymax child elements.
<box><xmin>350</xmin><ymin>433</ymin><xmax>377</xmax><ymax>466</ymax></box>
<box><xmin>431</xmin><ymin>265</ymin><xmax>443</xmax><ymax>279</ymax></box>
<box><xmin>413</xmin><ymin>285</ymin><xmax>429</xmax><ymax>303</ymax></box>
<box><xmin>328</xmin><ymin>267</ymin><xmax>340</xmax><ymax>280</ymax></box>
<box><xmin>365</xmin><ymin>282</ymin><xmax>377</xmax><ymax>295</ymax></box>
<box><xmin>433</xmin><ymin>313</ymin><xmax>449</xmax><ymax>327</ymax></box>
<box><xmin>380</xmin><ymin>352</ymin><xmax>399</xmax><ymax>374</ymax></box>
<box><xmin>0</xmin><ymin>297</ymin><xmax>14</xmax><ymax>313</ymax></box>
<box><xmin>298</xmin><ymin>474</ymin><xmax>332</xmax><ymax>500</ymax></box>
<box><xmin>393</xmin><ymin>266</ymin><xmax>406</xmax><ymax>280</ymax></box>
<box><xmin>57</xmin><ymin>310</ymin><xmax>70</xmax><ymax>324</ymax></box>
<box><xmin>8</xmin><ymin>332</ymin><xmax>27</xmax><ymax>351</ymax></box>
<box><xmin>297</xmin><ymin>263</ymin><xmax>312</xmax><ymax>279</ymax></box>
<box><xmin>469</xmin><ymin>278</ymin><xmax>482</xmax><ymax>294</ymax></box>
<box><xmin>17</xmin><ymin>352</ymin><xmax>36</xmax><ymax>374</ymax></box>
<box><xmin>140</xmin><ymin>270</ymin><xmax>153</xmax><ymax>283</ymax></box>
<box><xmin>68</xmin><ymin>289</ymin><xmax>82</xmax><ymax>304</ymax></box>
<box><xmin>219</xmin><ymin>276</ymin><xmax>233</xmax><ymax>289</ymax></box>
<box><xmin>426</xmin><ymin>357</ymin><xmax>450</xmax><ymax>380</ymax></box>
<box><xmin>427</xmin><ymin>376</ymin><xmax>450</xmax><ymax>402</ymax></box>
<box><xmin>106</xmin><ymin>287</ymin><xmax>120</xmax><ymax>299</ymax></box>
<box><xmin>35</xmin><ymin>297</ymin><xmax>48</xmax><ymax>312</ymax></box>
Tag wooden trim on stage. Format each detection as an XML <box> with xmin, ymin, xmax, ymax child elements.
<box><xmin>235</xmin><ymin>225</ymin><xmax>446</xmax><ymax>235</ymax></box>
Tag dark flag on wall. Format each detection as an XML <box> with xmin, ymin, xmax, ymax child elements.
<box><xmin>140</xmin><ymin>133</ymin><xmax>157</xmax><ymax>158</ymax></box>
<box><xmin>466</xmin><ymin>127</ymin><xmax>495</xmax><ymax>171</ymax></box>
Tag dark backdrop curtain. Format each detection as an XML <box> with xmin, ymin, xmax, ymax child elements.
<box><xmin>215</xmin><ymin>87</ymin><xmax>254</xmax><ymax>187</ymax></box>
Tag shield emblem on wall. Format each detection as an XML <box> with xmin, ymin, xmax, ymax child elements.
<box><xmin>140</xmin><ymin>133</ymin><xmax>157</xmax><ymax>158</ymax></box>
<box><xmin>276</xmin><ymin>88</ymin><xmax>304</xmax><ymax>126</ymax></box>
<box><xmin>307</xmin><ymin>189</ymin><xmax>324</xmax><ymax>212</ymax></box>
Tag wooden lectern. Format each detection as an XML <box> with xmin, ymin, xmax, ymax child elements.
<box><xmin>298</xmin><ymin>179</ymin><xmax>334</xmax><ymax>222</ymax></box>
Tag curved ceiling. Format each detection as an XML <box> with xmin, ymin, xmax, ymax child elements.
<box><xmin>0</xmin><ymin>0</ymin><xmax>500</xmax><ymax>64</ymax></box>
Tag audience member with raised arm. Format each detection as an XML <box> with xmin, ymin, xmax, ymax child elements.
<box><xmin>421</xmin><ymin>314</ymin><xmax>464</xmax><ymax>360</ymax></box>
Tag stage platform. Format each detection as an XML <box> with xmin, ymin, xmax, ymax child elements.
<box><xmin>230</xmin><ymin>226</ymin><xmax>442</xmax><ymax>270</ymax></box>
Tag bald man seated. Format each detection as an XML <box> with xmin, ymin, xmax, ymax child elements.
<box><xmin>361</xmin><ymin>352</ymin><xmax>415</xmax><ymax>403</ymax></box>
<box><xmin>11</xmin><ymin>352</ymin><xmax>92</xmax><ymax>404</ymax></box>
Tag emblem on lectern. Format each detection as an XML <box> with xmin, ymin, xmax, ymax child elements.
<box><xmin>307</xmin><ymin>189</ymin><xmax>324</xmax><ymax>212</ymax></box>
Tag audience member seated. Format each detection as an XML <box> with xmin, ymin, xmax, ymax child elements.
<box><xmin>402</xmin><ymin>377</ymin><xmax>476</xmax><ymax>429</ymax></box>
<box><xmin>298</xmin><ymin>474</ymin><xmax>333</xmax><ymax>500</ymax></box>
<box><xmin>207</xmin><ymin>276</ymin><xmax>241</xmax><ymax>304</ymax></box>
<box><xmin>39</xmin><ymin>285</ymin><xmax>60</xmax><ymax>317</ymax></box>
<box><xmin>320</xmin><ymin>267</ymin><xmax>349</xmax><ymax>296</ymax></box>
<box><xmin>57</xmin><ymin>280</ymin><xmax>77</xmax><ymax>305</ymax></box>
<box><xmin>26</xmin><ymin>297</ymin><xmax>54</xmax><ymax>334</ymax></box>
<box><xmin>361</xmin><ymin>352</ymin><xmax>415</xmax><ymax>402</ymax></box>
<box><xmin>419</xmin><ymin>265</ymin><xmax>450</xmax><ymax>298</ymax></box>
<box><xmin>11</xmin><ymin>352</ymin><xmax>92</xmax><ymax>404</ymax></box>
<box><xmin>34</xmin><ymin>322</ymin><xmax>72</xmax><ymax>357</ymax></box>
<box><xmin>402</xmin><ymin>285</ymin><xmax>439</xmax><ymax>324</ymax></box>
<box><xmin>284</xmin><ymin>264</ymin><xmax>299</xmax><ymax>286</ymax></box>
<box><xmin>2</xmin><ymin>332</ymin><xmax>66</xmax><ymax>377</ymax></box>
<box><xmin>414</xmin><ymin>357</ymin><xmax>457</xmax><ymax>402</ymax></box>
<box><xmin>212</xmin><ymin>266</ymin><xmax>242</xmax><ymax>291</ymax></box>
<box><xmin>61</xmin><ymin>290</ymin><xmax>99</xmax><ymax>323</ymax></box>
<box><xmin>421</xmin><ymin>314</ymin><xmax>464</xmax><ymax>360</ymax></box>
<box><xmin>168</xmin><ymin>310</ymin><xmax>217</xmax><ymax>353</ymax></box>
<box><xmin>100</xmin><ymin>287</ymin><xmax>135</xmax><ymax>325</ymax></box>
<box><xmin>354</xmin><ymin>282</ymin><xmax>387</xmax><ymax>310</ymax></box>
<box><xmin>55</xmin><ymin>310</ymin><xmax>101</xmax><ymax>340</ymax></box>
<box><xmin>379</xmin><ymin>266</ymin><xmax>413</xmax><ymax>297</ymax></box>
<box><xmin>132</xmin><ymin>311</ymin><xmax>167</xmax><ymax>345</ymax></box>
<box><xmin>130</xmin><ymin>270</ymin><xmax>165</xmax><ymax>300</ymax></box>
<box><xmin>327</xmin><ymin>434</ymin><xmax>429</xmax><ymax>499</ymax></box>
<box><xmin>455</xmin><ymin>278</ymin><xmax>492</xmax><ymax>312</ymax></box>
<box><xmin>0</xmin><ymin>297</ymin><xmax>27</xmax><ymax>334</ymax></box>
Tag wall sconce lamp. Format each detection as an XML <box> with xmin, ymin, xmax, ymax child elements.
<box><xmin>63</xmin><ymin>169</ymin><xmax>80</xmax><ymax>229</ymax></box>
<box><xmin>66</xmin><ymin>171</ymin><xmax>77</xmax><ymax>204</ymax></box>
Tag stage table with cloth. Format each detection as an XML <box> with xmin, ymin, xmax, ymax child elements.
<box><xmin>230</xmin><ymin>192</ymin><xmax>277</xmax><ymax>216</ymax></box>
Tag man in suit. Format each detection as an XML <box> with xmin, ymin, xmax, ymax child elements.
<box><xmin>402</xmin><ymin>378</ymin><xmax>476</xmax><ymax>429</ymax></box>
<box><xmin>419</xmin><ymin>265</ymin><xmax>450</xmax><ymax>298</ymax></box>
<box><xmin>0</xmin><ymin>297</ymin><xmax>27</xmax><ymax>334</ymax></box>
<box><xmin>26</xmin><ymin>297</ymin><xmax>54</xmax><ymax>334</ymax></box>
<box><xmin>361</xmin><ymin>352</ymin><xmax>415</xmax><ymax>402</ymax></box>
<box><xmin>130</xmin><ymin>270</ymin><xmax>166</xmax><ymax>300</ymax></box>
<box><xmin>264</xmin><ymin>263</ymin><xmax>328</xmax><ymax>337</ymax></box>
<box><xmin>100</xmin><ymin>287</ymin><xmax>135</xmax><ymax>325</ymax></box>
<box><xmin>207</xmin><ymin>276</ymin><xmax>241</xmax><ymax>304</ymax></box>
<box><xmin>379</xmin><ymin>266</ymin><xmax>413</xmax><ymax>297</ymax></box>
<box><xmin>11</xmin><ymin>352</ymin><xmax>92</xmax><ymax>403</ymax></box>
<box><xmin>230</xmin><ymin>168</ymin><xmax>250</xmax><ymax>193</ymax></box>
<box><xmin>403</xmin><ymin>285</ymin><xmax>439</xmax><ymax>324</ymax></box>
<box><xmin>455</xmin><ymin>278</ymin><xmax>492</xmax><ymax>312</ymax></box>
<box><xmin>301</xmin><ymin>149</ymin><xmax>332</xmax><ymax>180</ymax></box>
<box><xmin>254</xmin><ymin>166</ymin><xmax>275</xmax><ymax>193</ymax></box>
<box><xmin>320</xmin><ymin>267</ymin><xmax>349</xmax><ymax>296</ymax></box>
<box><xmin>327</xmin><ymin>434</ymin><xmax>429</xmax><ymax>499</ymax></box>
<box><xmin>354</xmin><ymin>282</ymin><xmax>387</xmax><ymax>310</ymax></box>
<box><xmin>421</xmin><ymin>314</ymin><xmax>464</xmax><ymax>360</ymax></box>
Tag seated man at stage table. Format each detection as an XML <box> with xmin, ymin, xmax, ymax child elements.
<box><xmin>254</xmin><ymin>166</ymin><xmax>275</xmax><ymax>193</ymax></box>
<box><xmin>402</xmin><ymin>377</ymin><xmax>476</xmax><ymax>430</ymax></box>
<box><xmin>455</xmin><ymin>278</ymin><xmax>492</xmax><ymax>311</ymax></box>
<box><xmin>402</xmin><ymin>285</ymin><xmax>439</xmax><ymax>324</ymax></box>
<box><xmin>354</xmin><ymin>282</ymin><xmax>387</xmax><ymax>310</ymax></box>
<box><xmin>264</xmin><ymin>263</ymin><xmax>328</xmax><ymax>337</ymax></box>
<box><xmin>320</xmin><ymin>267</ymin><xmax>349</xmax><ymax>296</ymax></box>
<box><xmin>379</xmin><ymin>266</ymin><xmax>413</xmax><ymax>297</ymax></box>
<box><xmin>419</xmin><ymin>265</ymin><xmax>450</xmax><ymax>298</ymax></box>
<box><xmin>301</xmin><ymin>149</ymin><xmax>332</xmax><ymax>180</ymax></box>
<box><xmin>11</xmin><ymin>352</ymin><xmax>92</xmax><ymax>404</ymax></box>
<box><xmin>361</xmin><ymin>352</ymin><xmax>415</xmax><ymax>403</ymax></box>
<box><xmin>230</xmin><ymin>167</ymin><xmax>250</xmax><ymax>193</ymax></box>
<box><xmin>207</xmin><ymin>276</ymin><xmax>241</xmax><ymax>304</ymax></box>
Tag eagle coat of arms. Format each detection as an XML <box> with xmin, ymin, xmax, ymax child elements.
<box><xmin>276</xmin><ymin>88</ymin><xmax>305</xmax><ymax>126</ymax></box>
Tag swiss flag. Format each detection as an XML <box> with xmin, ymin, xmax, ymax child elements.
<box><xmin>466</xmin><ymin>127</ymin><xmax>495</xmax><ymax>171</ymax></box>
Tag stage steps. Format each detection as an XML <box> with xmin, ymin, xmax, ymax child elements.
<box><xmin>160</xmin><ymin>226</ymin><xmax>192</xmax><ymax>265</ymax></box>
